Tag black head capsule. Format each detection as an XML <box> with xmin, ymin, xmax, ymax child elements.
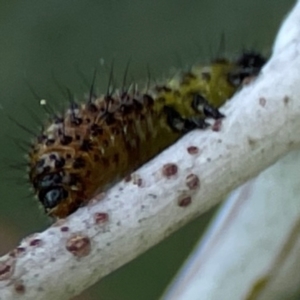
<box><xmin>228</xmin><ymin>51</ymin><xmax>267</xmax><ymax>87</ymax></box>
<box><xmin>38</xmin><ymin>187</ymin><xmax>69</xmax><ymax>209</ymax></box>
<box><xmin>35</xmin><ymin>172</ymin><xmax>63</xmax><ymax>189</ymax></box>
<box><xmin>236</xmin><ymin>51</ymin><xmax>266</xmax><ymax>74</ymax></box>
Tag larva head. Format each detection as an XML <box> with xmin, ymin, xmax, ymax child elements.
<box><xmin>28</xmin><ymin>103</ymin><xmax>101</xmax><ymax>218</ymax></box>
<box><xmin>29</xmin><ymin>149</ymin><xmax>87</xmax><ymax>218</ymax></box>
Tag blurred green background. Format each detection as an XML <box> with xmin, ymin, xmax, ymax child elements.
<box><xmin>0</xmin><ymin>0</ymin><xmax>294</xmax><ymax>299</ymax></box>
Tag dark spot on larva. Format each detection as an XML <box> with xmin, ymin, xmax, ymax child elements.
<box><xmin>156</xmin><ymin>96</ymin><xmax>166</xmax><ymax>104</ymax></box>
<box><xmin>185</xmin><ymin>174</ymin><xmax>200</xmax><ymax>190</ymax></box>
<box><xmin>91</xmin><ymin>124</ymin><xmax>103</xmax><ymax>136</ymax></box>
<box><xmin>111</xmin><ymin>127</ymin><xmax>120</xmax><ymax>135</ymax></box>
<box><xmin>87</xmin><ymin>103</ymin><xmax>98</xmax><ymax>112</ymax></box>
<box><xmin>45</xmin><ymin>139</ymin><xmax>55</xmax><ymax>146</ymax></box>
<box><xmin>133</xmin><ymin>99</ymin><xmax>144</xmax><ymax>111</ymax></box>
<box><xmin>212</xmin><ymin>119</ymin><xmax>222</xmax><ymax>131</ymax></box>
<box><xmin>49</xmin><ymin>154</ymin><xmax>56</xmax><ymax>160</ymax></box>
<box><xmin>113</xmin><ymin>153</ymin><xmax>119</xmax><ymax>164</ymax></box>
<box><xmin>36</xmin><ymin>159</ymin><xmax>45</xmax><ymax>168</ymax></box>
<box><xmin>66</xmin><ymin>234</ymin><xmax>91</xmax><ymax>258</ymax></box>
<box><xmin>259</xmin><ymin>97</ymin><xmax>266</xmax><ymax>107</ymax></box>
<box><xmin>143</xmin><ymin>94</ymin><xmax>154</xmax><ymax>106</ymax></box>
<box><xmin>14</xmin><ymin>282</ymin><xmax>26</xmax><ymax>294</ymax></box>
<box><xmin>105</xmin><ymin>114</ymin><xmax>115</xmax><ymax>126</ymax></box>
<box><xmin>60</xmin><ymin>135</ymin><xmax>73</xmax><ymax>146</ymax></box>
<box><xmin>187</xmin><ymin>146</ymin><xmax>199</xmax><ymax>155</ymax></box>
<box><xmin>60</xmin><ymin>226</ymin><xmax>69</xmax><ymax>232</ymax></box>
<box><xmin>181</xmin><ymin>72</ymin><xmax>196</xmax><ymax>85</ymax></box>
<box><xmin>37</xmin><ymin>134</ymin><xmax>46</xmax><ymax>143</ymax></box>
<box><xmin>29</xmin><ymin>239</ymin><xmax>42</xmax><ymax>247</ymax></box>
<box><xmin>42</xmin><ymin>166</ymin><xmax>51</xmax><ymax>174</ymax></box>
<box><xmin>207</xmin><ymin>157</ymin><xmax>211</xmax><ymax>162</ymax></box>
<box><xmin>102</xmin><ymin>139</ymin><xmax>109</xmax><ymax>148</ymax></box>
<box><xmin>101</xmin><ymin>157</ymin><xmax>109</xmax><ymax>167</ymax></box>
<box><xmin>162</xmin><ymin>163</ymin><xmax>178</xmax><ymax>177</ymax></box>
<box><xmin>93</xmin><ymin>154</ymin><xmax>100</xmax><ymax>162</ymax></box>
<box><xmin>55</xmin><ymin>158</ymin><xmax>65</xmax><ymax>169</ymax></box>
<box><xmin>283</xmin><ymin>96</ymin><xmax>290</xmax><ymax>105</ymax></box>
<box><xmin>71</xmin><ymin>117</ymin><xmax>83</xmax><ymax>126</ymax></box>
<box><xmin>94</xmin><ymin>212</ymin><xmax>109</xmax><ymax>225</ymax></box>
<box><xmin>0</xmin><ymin>258</ymin><xmax>15</xmax><ymax>280</ymax></box>
<box><xmin>73</xmin><ymin>157</ymin><xmax>86</xmax><ymax>169</ymax></box>
<box><xmin>201</xmin><ymin>71</ymin><xmax>211</xmax><ymax>81</ymax></box>
<box><xmin>155</xmin><ymin>86</ymin><xmax>168</xmax><ymax>93</ymax></box>
<box><xmin>80</xmin><ymin>139</ymin><xmax>93</xmax><ymax>151</ymax></box>
<box><xmin>178</xmin><ymin>196</ymin><xmax>192</xmax><ymax>207</ymax></box>
<box><xmin>50</xmin><ymin>257</ymin><xmax>56</xmax><ymax>262</ymax></box>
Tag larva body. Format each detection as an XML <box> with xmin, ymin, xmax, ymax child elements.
<box><xmin>28</xmin><ymin>52</ymin><xmax>266</xmax><ymax>218</ymax></box>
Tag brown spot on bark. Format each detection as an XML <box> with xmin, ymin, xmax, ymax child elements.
<box><xmin>162</xmin><ymin>163</ymin><xmax>178</xmax><ymax>177</ymax></box>
<box><xmin>132</xmin><ymin>175</ymin><xmax>143</xmax><ymax>187</ymax></box>
<box><xmin>0</xmin><ymin>258</ymin><xmax>15</xmax><ymax>281</ymax></box>
<box><xmin>29</xmin><ymin>239</ymin><xmax>42</xmax><ymax>247</ymax></box>
<box><xmin>60</xmin><ymin>226</ymin><xmax>69</xmax><ymax>232</ymax></box>
<box><xmin>9</xmin><ymin>247</ymin><xmax>26</xmax><ymax>258</ymax></box>
<box><xmin>248</xmin><ymin>137</ymin><xmax>257</xmax><ymax>149</ymax></box>
<box><xmin>212</xmin><ymin>119</ymin><xmax>222</xmax><ymax>132</ymax></box>
<box><xmin>178</xmin><ymin>196</ymin><xmax>192</xmax><ymax>207</ymax></box>
<box><xmin>94</xmin><ymin>212</ymin><xmax>109</xmax><ymax>225</ymax></box>
<box><xmin>14</xmin><ymin>282</ymin><xmax>26</xmax><ymax>294</ymax></box>
<box><xmin>187</xmin><ymin>146</ymin><xmax>199</xmax><ymax>155</ymax></box>
<box><xmin>259</xmin><ymin>97</ymin><xmax>266</xmax><ymax>107</ymax></box>
<box><xmin>186</xmin><ymin>174</ymin><xmax>200</xmax><ymax>190</ymax></box>
<box><xmin>283</xmin><ymin>96</ymin><xmax>290</xmax><ymax>105</ymax></box>
<box><xmin>66</xmin><ymin>234</ymin><xmax>91</xmax><ymax>258</ymax></box>
<box><xmin>124</xmin><ymin>174</ymin><xmax>132</xmax><ymax>182</ymax></box>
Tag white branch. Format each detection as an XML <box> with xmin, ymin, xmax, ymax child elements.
<box><xmin>163</xmin><ymin>150</ymin><xmax>300</xmax><ymax>300</ymax></box>
<box><xmin>1</xmin><ymin>2</ymin><xmax>300</xmax><ymax>299</ymax></box>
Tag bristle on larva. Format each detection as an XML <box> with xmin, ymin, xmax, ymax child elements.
<box><xmin>28</xmin><ymin>51</ymin><xmax>266</xmax><ymax>218</ymax></box>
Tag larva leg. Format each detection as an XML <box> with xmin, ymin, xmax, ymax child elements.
<box><xmin>191</xmin><ymin>94</ymin><xmax>225</xmax><ymax>119</ymax></box>
<box><xmin>163</xmin><ymin>105</ymin><xmax>209</xmax><ymax>133</ymax></box>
